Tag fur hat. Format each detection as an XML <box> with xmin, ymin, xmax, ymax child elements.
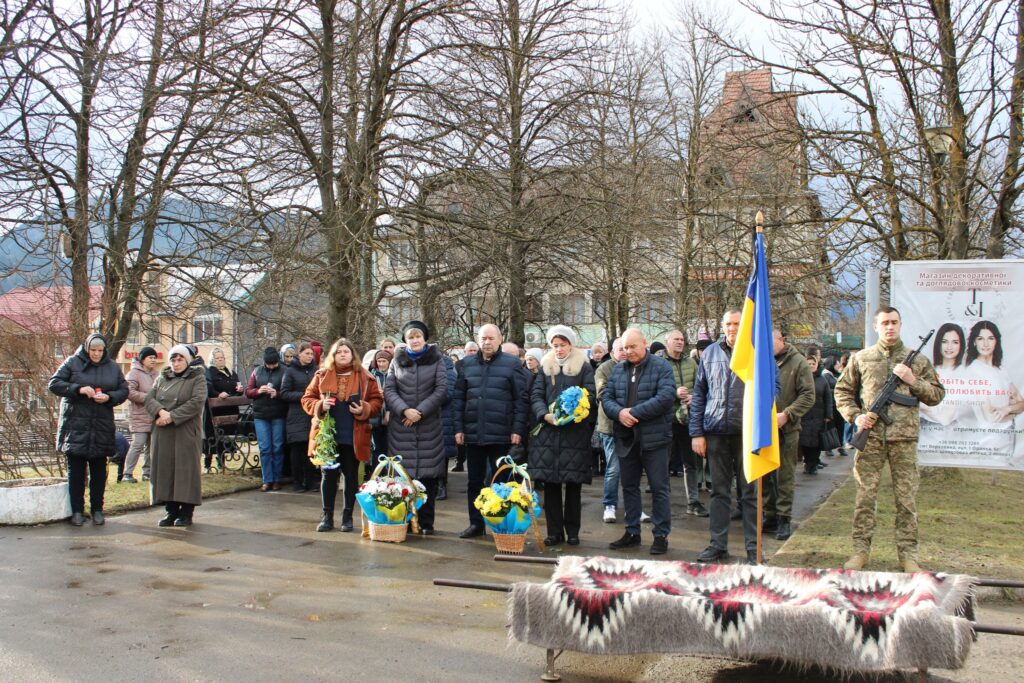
<box><xmin>168</xmin><ymin>344</ymin><xmax>193</xmax><ymax>363</ymax></box>
<box><xmin>401</xmin><ymin>320</ymin><xmax>430</xmax><ymax>342</ymax></box>
<box><xmin>545</xmin><ymin>325</ymin><xmax>577</xmax><ymax>347</ymax></box>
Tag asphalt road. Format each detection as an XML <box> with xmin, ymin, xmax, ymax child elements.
<box><xmin>1</xmin><ymin>454</ymin><xmax>1020</xmax><ymax>682</ymax></box>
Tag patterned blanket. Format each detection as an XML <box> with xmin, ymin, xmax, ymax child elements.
<box><xmin>508</xmin><ymin>556</ymin><xmax>977</xmax><ymax>673</ymax></box>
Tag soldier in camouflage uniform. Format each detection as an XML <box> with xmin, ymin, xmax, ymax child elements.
<box><xmin>834</xmin><ymin>307</ymin><xmax>944</xmax><ymax>572</ymax></box>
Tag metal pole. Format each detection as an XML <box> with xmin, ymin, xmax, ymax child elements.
<box><xmin>865</xmin><ymin>267</ymin><xmax>880</xmax><ymax>346</ymax></box>
<box><xmin>432</xmin><ymin>578</ymin><xmax>511</xmax><ymax>592</ymax></box>
<box><xmin>973</xmin><ymin>623</ymin><xmax>1024</xmax><ymax>637</ymax></box>
<box><xmin>977</xmin><ymin>579</ymin><xmax>1024</xmax><ymax>588</ymax></box>
<box><xmin>755</xmin><ymin>477</ymin><xmax>763</xmax><ymax>564</ymax></box>
<box><xmin>494</xmin><ymin>554</ymin><xmax>557</xmax><ymax>565</ymax></box>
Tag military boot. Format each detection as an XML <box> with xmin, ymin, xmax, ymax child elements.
<box><xmin>900</xmin><ymin>558</ymin><xmax>922</xmax><ymax>573</ymax></box>
<box><xmin>844</xmin><ymin>552</ymin><xmax>869</xmax><ymax>570</ymax></box>
<box><xmin>316</xmin><ymin>509</ymin><xmax>334</xmax><ymax>532</ymax></box>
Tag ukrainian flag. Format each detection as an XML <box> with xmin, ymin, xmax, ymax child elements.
<box><xmin>730</xmin><ymin>230</ymin><xmax>780</xmax><ymax>483</ymax></box>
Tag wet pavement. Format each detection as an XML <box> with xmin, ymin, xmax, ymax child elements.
<box><xmin>1</xmin><ymin>452</ymin><xmax>1020</xmax><ymax>682</ymax></box>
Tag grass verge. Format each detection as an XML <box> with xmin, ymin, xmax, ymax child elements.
<box><xmin>774</xmin><ymin>466</ymin><xmax>1024</xmax><ymax>581</ymax></box>
<box><xmin>103</xmin><ymin>463</ymin><xmax>263</xmax><ymax>513</ymax></box>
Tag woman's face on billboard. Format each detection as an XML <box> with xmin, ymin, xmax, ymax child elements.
<box><xmin>974</xmin><ymin>328</ymin><xmax>996</xmax><ymax>361</ymax></box>
<box><xmin>941</xmin><ymin>330</ymin><xmax>961</xmax><ymax>362</ymax></box>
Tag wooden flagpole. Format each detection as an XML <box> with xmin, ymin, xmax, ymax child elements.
<box><xmin>755</xmin><ymin>210</ymin><xmax>765</xmax><ymax>565</ymax></box>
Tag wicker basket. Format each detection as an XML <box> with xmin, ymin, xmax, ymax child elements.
<box><xmin>493</xmin><ymin>532</ymin><xmax>526</xmax><ymax>555</ymax></box>
<box><xmin>368</xmin><ymin>521</ymin><xmax>408</xmax><ymax>543</ymax></box>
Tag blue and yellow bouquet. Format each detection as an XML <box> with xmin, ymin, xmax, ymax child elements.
<box><xmin>530</xmin><ymin>385</ymin><xmax>590</xmax><ymax>435</ymax></box>
<box><xmin>474</xmin><ymin>481</ymin><xmax>541</xmax><ymax>535</ymax></box>
<box><xmin>355</xmin><ymin>455</ymin><xmax>426</xmax><ymax>525</ymax></box>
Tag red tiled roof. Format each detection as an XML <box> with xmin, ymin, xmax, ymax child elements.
<box><xmin>0</xmin><ymin>286</ymin><xmax>104</xmax><ymax>336</ymax></box>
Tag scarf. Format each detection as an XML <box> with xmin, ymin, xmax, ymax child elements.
<box><xmin>407</xmin><ymin>345</ymin><xmax>429</xmax><ymax>361</ymax></box>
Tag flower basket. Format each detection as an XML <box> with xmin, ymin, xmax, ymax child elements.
<box><xmin>474</xmin><ymin>455</ymin><xmax>544</xmax><ymax>554</ymax></box>
<box><xmin>356</xmin><ymin>455</ymin><xmax>427</xmax><ymax>543</ymax></box>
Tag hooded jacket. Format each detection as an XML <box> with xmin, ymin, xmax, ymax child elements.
<box><xmin>775</xmin><ymin>343</ymin><xmax>816</xmax><ymax>435</ymax></box>
<box><xmin>48</xmin><ymin>333</ymin><xmax>129</xmax><ymax>458</ymax></box>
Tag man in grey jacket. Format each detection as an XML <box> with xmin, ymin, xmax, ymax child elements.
<box><xmin>690</xmin><ymin>310</ymin><xmax>760</xmax><ymax>565</ymax></box>
<box><xmin>123</xmin><ymin>347</ymin><xmax>158</xmax><ymax>483</ymax></box>
<box><xmin>600</xmin><ymin>328</ymin><xmax>677</xmax><ymax>555</ymax></box>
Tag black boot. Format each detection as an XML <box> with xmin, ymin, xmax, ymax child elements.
<box><xmin>775</xmin><ymin>518</ymin><xmax>792</xmax><ymax>541</ymax></box>
<box><xmin>159</xmin><ymin>502</ymin><xmax>180</xmax><ymax>527</ymax></box>
<box><xmin>317</xmin><ymin>510</ymin><xmax>334</xmax><ymax>532</ymax></box>
<box><xmin>340</xmin><ymin>508</ymin><xmax>353</xmax><ymax>532</ymax></box>
<box><xmin>436</xmin><ymin>481</ymin><xmax>447</xmax><ymax>501</ymax></box>
<box><xmin>174</xmin><ymin>504</ymin><xmax>194</xmax><ymax>527</ymax></box>
<box><xmin>762</xmin><ymin>515</ymin><xmax>779</xmax><ymax>533</ymax></box>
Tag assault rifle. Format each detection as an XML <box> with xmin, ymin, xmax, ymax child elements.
<box><xmin>849</xmin><ymin>329</ymin><xmax>935</xmax><ymax>451</ymax></box>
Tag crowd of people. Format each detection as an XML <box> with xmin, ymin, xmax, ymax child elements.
<box><xmin>48</xmin><ymin>310</ymin><xmax>923</xmax><ymax>569</ymax></box>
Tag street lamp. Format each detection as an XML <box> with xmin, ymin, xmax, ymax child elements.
<box><xmin>924</xmin><ymin>126</ymin><xmax>954</xmax><ymax>165</ymax></box>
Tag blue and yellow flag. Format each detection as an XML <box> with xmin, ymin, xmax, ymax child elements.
<box><xmin>729</xmin><ymin>231</ymin><xmax>780</xmax><ymax>483</ymax></box>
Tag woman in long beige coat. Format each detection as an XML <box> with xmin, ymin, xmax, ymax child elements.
<box><xmin>146</xmin><ymin>344</ymin><xmax>208</xmax><ymax>527</ymax></box>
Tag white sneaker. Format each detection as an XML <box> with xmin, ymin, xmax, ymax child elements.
<box><xmin>640</xmin><ymin>511</ymin><xmax>652</xmax><ymax>523</ymax></box>
<box><xmin>603</xmin><ymin>506</ymin><xmax>616</xmax><ymax>523</ymax></box>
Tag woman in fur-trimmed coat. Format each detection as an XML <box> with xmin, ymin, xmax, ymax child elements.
<box><xmin>528</xmin><ymin>325</ymin><xmax>596</xmax><ymax>546</ymax></box>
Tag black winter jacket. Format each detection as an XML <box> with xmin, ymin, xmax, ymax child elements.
<box><xmin>453</xmin><ymin>350</ymin><xmax>529</xmax><ymax>445</ymax></box>
<box><xmin>528</xmin><ymin>349</ymin><xmax>596</xmax><ymax>484</ymax></box>
<box><xmin>280</xmin><ymin>360</ymin><xmax>317</xmax><ymax>444</ymax></box>
<box><xmin>600</xmin><ymin>352</ymin><xmax>676</xmax><ymax>451</ymax></box>
<box><xmin>384</xmin><ymin>345</ymin><xmax>448</xmax><ymax>479</ymax></box>
<box><xmin>48</xmin><ymin>334</ymin><xmax>129</xmax><ymax>459</ymax></box>
<box><xmin>246</xmin><ymin>365</ymin><xmax>287</xmax><ymax>420</ymax></box>
<box><xmin>800</xmin><ymin>370</ymin><xmax>835</xmax><ymax>449</ymax></box>
<box><xmin>689</xmin><ymin>340</ymin><xmax>745</xmax><ymax>437</ymax></box>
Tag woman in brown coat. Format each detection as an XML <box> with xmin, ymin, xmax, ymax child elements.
<box><xmin>301</xmin><ymin>338</ymin><xmax>383</xmax><ymax>532</ymax></box>
<box><xmin>146</xmin><ymin>344</ymin><xmax>208</xmax><ymax>527</ymax></box>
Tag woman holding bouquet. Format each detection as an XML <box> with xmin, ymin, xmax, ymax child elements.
<box><xmin>529</xmin><ymin>325</ymin><xmax>596</xmax><ymax>546</ymax></box>
<box><xmin>301</xmin><ymin>339</ymin><xmax>383</xmax><ymax>532</ymax></box>
<box><xmin>383</xmin><ymin>320</ymin><xmax>448</xmax><ymax>534</ymax></box>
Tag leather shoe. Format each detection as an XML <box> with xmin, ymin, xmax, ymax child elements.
<box><xmin>158</xmin><ymin>513</ymin><xmax>176</xmax><ymax>527</ymax></box>
<box><xmin>91</xmin><ymin>511</ymin><xmax>105</xmax><ymax>526</ymax></box>
<box><xmin>775</xmin><ymin>520</ymin><xmax>792</xmax><ymax>540</ymax></box>
<box><xmin>650</xmin><ymin>536</ymin><xmax>668</xmax><ymax>555</ymax></box>
<box><xmin>459</xmin><ymin>525</ymin><xmax>484</xmax><ymax>539</ymax></box>
<box><xmin>544</xmin><ymin>534</ymin><xmax>565</xmax><ymax>546</ymax></box>
<box><xmin>609</xmin><ymin>532</ymin><xmax>641</xmax><ymax>550</ymax></box>
<box><xmin>260</xmin><ymin>484</ymin><xmax>271</xmax><ymax>492</ymax></box>
<box><xmin>340</xmin><ymin>519</ymin><xmax>353</xmax><ymax>532</ymax></box>
<box><xmin>566</xmin><ymin>537</ymin><xmax>579</xmax><ymax>546</ymax></box>
<box><xmin>762</xmin><ymin>516</ymin><xmax>778</xmax><ymax>533</ymax></box>
<box><xmin>696</xmin><ymin>545</ymin><xmax>728</xmax><ymax>563</ymax></box>
<box><xmin>173</xmin><ymin>517</ymin><xmax>193</xmax><ymax>527</ymax></box>
<box><xmin>746</xmin><ymin>549</ymin><xmax>763</xmax><ymax>565</ymax></box>
<box><xmin>687</xmin><ymin>502</ymin><xmax>709</xmax><ymax>517</ymax></box>
<box><xmin>451</xmin><ymin>462</ymin><xmax>465</xmax><ymax>472</ymax></box>
<box><xmin>70</xmin><ymin>512</ymin><xmax>85</xmax><ymax>527</ymax></box>
<box><xmin>316</xmin><ymin>515</ymin><xmax>333</xmax><ymax>532</ymax></box>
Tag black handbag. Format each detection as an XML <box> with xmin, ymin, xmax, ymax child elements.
<box><xmin>819</xmin><ymin>425</ymin><xmax>841</xmax><ymax>452</ymax></box>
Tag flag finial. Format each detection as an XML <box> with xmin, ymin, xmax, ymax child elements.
<box><xmin>755</xmin><ymin>211</ymin><xmax>764</xmax><ymax>233</ymax></box>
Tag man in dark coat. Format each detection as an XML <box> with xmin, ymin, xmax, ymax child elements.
<box><xmin>452</xmin><ymin>324</ymin><xmax>529</xmax><ymax>538</ymax></box>
<box><xmin>48</xmin><ymin>333</ymin><xmax>129</xmax><ymax>525</ymax></box>
<box><xmin>600</xmin><ymin>328</ymin><xmax>676</xmax><ymax>555</ymax></box>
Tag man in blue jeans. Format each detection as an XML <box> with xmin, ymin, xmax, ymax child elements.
<box><xmin>245</xmin><ymin>347</ymin><xmax>287</xmax><ymax>491</ymax></box>
<box><xmin>601</xmin><ymin>328</ymin><xmax>677</xmax><ymax>555</ymax></box>
<box><xmin>594</xmin><ymin>338</ymin><xmax>623</xmax><ymax>522</ymax></box>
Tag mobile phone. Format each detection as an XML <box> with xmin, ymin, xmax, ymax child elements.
<box><xmin>348</xmin><ymin>392</ymin><xmax>361</xmax><ymax>407</ymax></box>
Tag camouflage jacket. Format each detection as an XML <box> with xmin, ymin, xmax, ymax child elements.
<box><xmin>775</xmin><ymin>344</ymin><xmax>815</xmax><ymax>434</ymax></box>
<box><xmin>834</xmin><ymin>338</ymin><xmax>945</xmax><ymax>442</ymax></box>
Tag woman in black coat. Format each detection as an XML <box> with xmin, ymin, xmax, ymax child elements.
<box><xmin>206</xmin><ymin>347</ymin><xmax>243</xmax><ymax>469</ymax></box>
<box><xmin>799</xmin><ymin>354</ymin><xmax>835</xmax><ymax>475</ymax></box>
<box><xmin>279</xmin><ymin>342</ymin><xmax>319</xmax><ymax>491</ymax></box>
<box><xmin>383</xmin><ymin>321</ymin><xmax>448</xmax><ymax>534</ymax></box>
<box><xmin>47</xmin><ymin>333</ymin><xmax>129</xmax><ymax>526</ymax></box>
<box><xmin>528</xmin><ymin>326</ymin><xmax>596</xmax><ymax>547</ymax></box>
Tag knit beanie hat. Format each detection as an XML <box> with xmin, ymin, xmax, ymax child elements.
<box><xmin>138</xmin><ymin>346</ymin><xmax>157</xmax><ymax>362</ymax></box>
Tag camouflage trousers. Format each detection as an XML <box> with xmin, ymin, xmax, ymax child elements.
<box><xmin>852</xmin><ymin>437</ymin><xmax>920</xmax><ymax>561</ymax></box>
<box><xmin>764</xmin><ymin>431</ymin><xmax>800</xmax><ymax>520</ymax></box>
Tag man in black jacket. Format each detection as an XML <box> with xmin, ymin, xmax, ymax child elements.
<box><xmin>600</xmin><ymin>328</ymin><xmax>677</xmax><ymax>555</ymax></box>
<box><xmin>453</xmin><ymin>324</ymin><xmax>529</xmax><ymax>538</ymax></box>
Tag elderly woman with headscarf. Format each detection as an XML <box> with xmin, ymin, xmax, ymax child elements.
<box><xmin>206</xmin><ymin>347</ymin><xmax>243</xmax><ymax>469</ymax></box>
<box><xmin>145</xmin><ymin>344</ymin><xmax>208</xmax><ymax>527</ymax></box>
<box><xmin>48</xmin><ymin>333</ymin><xmax>129</xmax><ymax>526</ymax></box>
<box><xmin>301</xmin><ymin>338</ymin><xmax>383</xmax><ymax>532</ymax></box>
<box><xmin>528</xmin><ymin>325</ymin><xmax>596</xmax><ymax>546</ymax></box>
<box><xmin>280</xmin><ymin>343</ymin><xmax>297</xmax><ymax>368</ymax></box>
<box><xmin>383</xmin><ymin>321</ymin><xmax>448</xmax><ymax>534</ymax></box>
